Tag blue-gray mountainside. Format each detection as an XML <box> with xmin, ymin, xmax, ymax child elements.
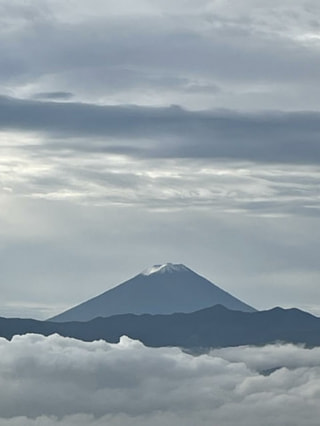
<box><xmin>49</xmin><ymin>263</ymin><xmax>256</xmax><ymax>322</ymax></box>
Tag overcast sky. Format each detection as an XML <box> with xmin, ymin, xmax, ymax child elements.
<box><xmin>1</xmin><ymin>0</ymin><xmax>320</xmax><ymax>319</ymax></box>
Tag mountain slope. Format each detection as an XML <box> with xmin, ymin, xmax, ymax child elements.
<box><xmin>49</xmin><ymin>263</ymin><xmax>256</xmax><ymax>322</ymax></box>
<box><xmin>2</xmin><ymin>305</ymin><xmax>320</xmax><ymax>349</ymax></box>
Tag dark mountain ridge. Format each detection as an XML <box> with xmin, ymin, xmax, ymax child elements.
<box><xmin>2</xmin><ymin>304</ymin><xmax>320</xmax><ymax>350</ymax></box>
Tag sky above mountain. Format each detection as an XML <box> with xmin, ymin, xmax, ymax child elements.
<box><xmin>1</xmin><ymin>0</ymin><xmax>320</xmax><ymax>318</ymax></box>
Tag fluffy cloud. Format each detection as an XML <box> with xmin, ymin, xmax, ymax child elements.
<box><xmin>0</xmin><ymin>334</ymin><xmax>319</xmax><ymax>425</ymax></box>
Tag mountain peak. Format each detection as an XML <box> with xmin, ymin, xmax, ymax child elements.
<box><xmin>49</xmin><ymin>263</ymin><xmax>256</xmax><ymax>322</ymax></box>
<box><xmin>141</xmin><ymin>263</ymin><xmax>189</xmax><ymax>276</ymax></box>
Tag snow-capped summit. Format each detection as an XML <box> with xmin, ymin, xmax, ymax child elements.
<box><xmin>142</xmin><ymin>263</ymin><xmax>189</xmax><ymax>276</ymax></box>
<box><xmin>49</xmin><ymin>263</ymin><xmax>256</xmax><ymax>322</ymax></box>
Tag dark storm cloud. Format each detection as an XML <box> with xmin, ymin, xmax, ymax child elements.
<box><xmin>1</xmin><ymin>95</ymin><xmax>320</xmax><ymax>164</ymax></box>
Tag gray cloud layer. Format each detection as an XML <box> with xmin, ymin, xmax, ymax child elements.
<box><xmin>1</xmin><ymin>0</ymin><xmax>320</xmax><ymax>110</ymax></box>
<box><xmin>0</xmin><ymin>334</ymin><xmax>319</xmax><ymax>425</ymax></box>
<box><xmin>1</xmin><ymin>95</ymin><xmax>320</xmax><ymax>164</ymax></box>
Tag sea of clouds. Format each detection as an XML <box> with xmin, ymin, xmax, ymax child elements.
<box><xmin>0</xmin><ymin>334</ymin><xmax>320</xmax><ymax>425</ymax></box>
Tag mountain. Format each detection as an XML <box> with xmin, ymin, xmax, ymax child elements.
<box><xmin>2</xmin><ymin>305</ymin><xmax>320</xmax><ymax>349</ymax></box>
<box><xmin>49</xmin><ymin>263</ymin><xmax>256</xmax><ymax>322</ymax></box>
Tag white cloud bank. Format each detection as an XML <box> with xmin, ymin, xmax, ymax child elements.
<box><xmin>0</xmin><ymin>334</ymin><xmax>319</xmax><ymax>425</ymax></box>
